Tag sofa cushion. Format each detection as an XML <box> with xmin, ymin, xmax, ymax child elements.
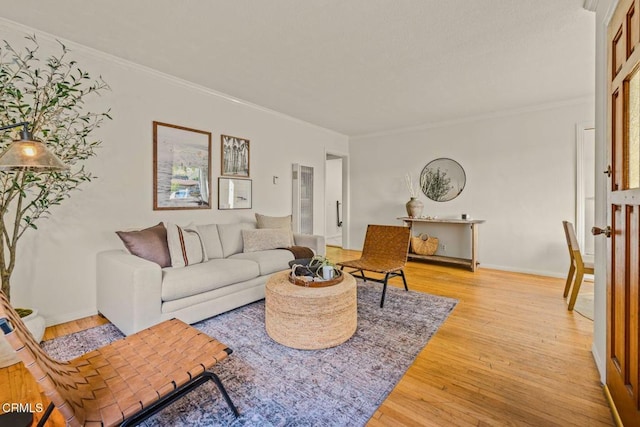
<box><xmin>161</xmin><ymin>258</ymin><xmax>260</xmax><ymax>301</ymax></box>
<box><xmin>166</xmin><ymin>222</ymin><xmax>207</xmax><ymax>267</ymax></box>
<box><xmin>217</xmin><ymin>222</ymin><xmax>256</xmax><ymax>257</ymax></box>
<box><xmin>197</xmin><ymin>223</ymin><xmax>224</xmax><ymax>259</ymax></box>
<box><xmin>229</xmin><ymin>249</ymin><xmax>294</xmax><ymax>276</ymax></box>
<box><xmin>255</xmin><ymin>213</ymin><xmax>292</xmax><ymax>230</ymax></box>
<box><xmin>116</xmin><ymin>222</ymin><xmax>171</xmax><ymax>268</ymax></box>
<box><xmin>242</xmin><ymin>228</ymin><xmax>294</xmax><ymax>253</ymax></box>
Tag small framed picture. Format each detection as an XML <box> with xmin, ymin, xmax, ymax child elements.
<box><xmin>218</xmin><ymin>177</ymin><xmax>252</xmax><ymax>209</ymax></box>
<box><xmin>221</xmin><ymin>134</ymin><xmax>250</xmax><ymax>177</ymax></box>
<box><xmin>153</xmin><ymin>121</ymin><xmax>212</xmax><ymax>210</ymax></box>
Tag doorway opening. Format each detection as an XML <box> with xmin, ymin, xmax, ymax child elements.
<box><xmin>325</xmin><ymin>152</ymin><xmax>348</xmax><ymax>248</ymax></box>
<box><xmin>576</xmin><ymin>123</ymin><xmax>595</xmax><ymax>256</ymax></box>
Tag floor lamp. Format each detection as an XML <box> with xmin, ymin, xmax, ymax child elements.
<box><xmin>0</xmin><ymin>122</ymin><xmax>67</xmax><ymax>427</ymax></box>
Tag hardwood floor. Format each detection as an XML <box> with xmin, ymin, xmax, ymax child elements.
<box><xmin>0</xmin><ymin>247</ymin><xmax>613</xmax><ymax>426</ymax></box>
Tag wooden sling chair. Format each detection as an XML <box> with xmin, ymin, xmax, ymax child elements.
<box><xmin>562</xmin><ymin>220</ymin><xmax>595</xmax><ymax>311</ymax></box>
<box><xmin>0</xmin><ymin>290</ymin><xmax>238</xmax><ymax>427</ymax></box>
<box><xmin>337</xmin><ymin>224</ymin><xmax>411</xmax><ymax>308</ymax></box>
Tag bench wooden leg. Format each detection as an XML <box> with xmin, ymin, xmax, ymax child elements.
<box><xmin>563</xmin><ymin>263</ymin><xmax>576</xmax><ymax>298</ymax></box>
<box><xmin>567</xmin><ymin>268</ymin><xmax>584</xmax><ymax>311</ymax></box>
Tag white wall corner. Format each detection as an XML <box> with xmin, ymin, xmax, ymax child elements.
<box><xmin>583</xmin><ymin>0</ymin><xmax>599</xmax><ymax>12</ymax></box>
<box><xmin>45</xmin><ymin>307</ymin><xmax>99</xmax><ymax>327</ymax></box>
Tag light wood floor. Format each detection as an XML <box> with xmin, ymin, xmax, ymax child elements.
<box><xmin>1</xmin><ymin>247</ymin><xmax>613</xmax><ymax>426</ymax></box>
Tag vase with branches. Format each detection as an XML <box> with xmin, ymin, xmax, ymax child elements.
<box><xmin>0</xmin><ymin>35</ymin><xmax>110</xmax><ymax>304</ymax></box>
<box><xmin>404</xmin><ymin>173</ymin><xmax>423</xmax><ymax>218</ymax></box>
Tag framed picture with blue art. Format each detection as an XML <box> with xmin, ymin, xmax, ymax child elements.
<box><xmin>153</xmin><ymin>121</ymin><xmax>212</xmax><ymax>210</ymax></box>
<box><xmin>218</xmin><ymin>177</ymin><xmax>252</xmax><ymax>209</ymax></box>
<box><xmin>221</xmin><ymin>134</ymin><xmax>250</xmax><ymax>177</ymax></box>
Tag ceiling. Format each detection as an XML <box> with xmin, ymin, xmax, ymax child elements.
<box><xmin>0</xmin><ymin>0</ymin><xmax>595</xmax><ymax>136</ymax></box>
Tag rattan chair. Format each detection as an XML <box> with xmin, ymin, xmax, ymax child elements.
<box><xmin>562</xmin><ymin>220</ymin><xmax>595</xmax><ymax>311</ymax></box>
<box><xmin>337</xmin><ymin>224</ymin><xmax>411</xmax><ymax>308</ymax></box>
<box><xmin>0</xmin><ymin>290</ymin><xmax>238</xmax><ymax>427</ymax></box>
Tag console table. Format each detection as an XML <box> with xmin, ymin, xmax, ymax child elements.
<box><xmin>398</xmin><ymin>217</ymin><xmax>486</xmax><ymax>272</ymax></box>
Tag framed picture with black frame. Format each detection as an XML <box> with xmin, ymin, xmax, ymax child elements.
<box><xmin>221</xmin><ymin>134</ymin><xmax>250</xmax><ymax>177</ymax></box>
<box><xmin>218</xmin><ymin>177</ymin><xmax>252</xmax><ymax>209</ymax></box>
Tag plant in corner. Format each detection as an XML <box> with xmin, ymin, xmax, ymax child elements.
<box><xmin>0</xmin><ymin>35</ymin><xmax>110</xmax><ymax>307</ymax></box>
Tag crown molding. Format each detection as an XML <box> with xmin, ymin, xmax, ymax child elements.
<box><xmin>583</xmin><ymin>0</ymin><xmax>598</xmax><ymax>12</ymax></box>
<box><xmin>0</xmin><ymin>17</ymin><xmax>347</xmax><ymax>139</ymax></box>
<box><xmin>350</xmin><ymin>96</ymin><xmax>594</xmax><ymax>140</ymax></box>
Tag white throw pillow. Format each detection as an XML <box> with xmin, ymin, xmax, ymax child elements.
<box><xmin>242</xmin><ymin>228</ymin><xmax>294</xmax><ymax>253</ymax></box>
<box><xmin>166</xmin><ymin>222</ymin><xmax>207</xmax><ymax>267</ymax></box>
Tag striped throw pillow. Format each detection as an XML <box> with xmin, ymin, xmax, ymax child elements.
<box><xmin>166</xmin><ymin>222</ymin><xmax>207</xmax><ymax>267</ymax></box>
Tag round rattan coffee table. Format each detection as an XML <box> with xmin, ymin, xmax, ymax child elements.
<box><xmin>265</xmin><ymin>270</ymin><xmax>357</xmax><ymax>350</ymax></box>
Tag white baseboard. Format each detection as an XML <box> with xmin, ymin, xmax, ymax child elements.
<box><xmin>478</xmin><ymin>263</ymin><xmax>565</xmax><ymax>279</ymax></box>
<box><xmin>45</xmin><ymin>307</ymin><xmax>98</xmax><ymax>327</ymax></box>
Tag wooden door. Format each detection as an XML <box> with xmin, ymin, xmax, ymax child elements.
<box><xmin>607</xmin><ymin>0</ymin><xmax>640</xmax><ymax>424</ymax></box>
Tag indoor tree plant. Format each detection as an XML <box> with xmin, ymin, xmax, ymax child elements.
<box><xmin>0</xmin><ymin>35</ymin><xmax>110</xmax><ymax>364</ymax></box>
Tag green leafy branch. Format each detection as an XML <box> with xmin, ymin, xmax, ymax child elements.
<box><xmin>420</xmin><ymin>167</ymin><xmax>452</xmax><ymax>202</ymax></box>
<box><xmin>0</xmin><ymin>35</ymin><xmax>110</xmax><ymax>300</ymax></box>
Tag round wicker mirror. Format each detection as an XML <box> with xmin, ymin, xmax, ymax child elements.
<box><xmin>420</xmin><ymin>158</ymin><xmax>466</xmax><ymax>202</ymax></box>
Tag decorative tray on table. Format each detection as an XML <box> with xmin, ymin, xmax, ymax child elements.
<box><xmin>288</xmin><ymin>269</ymin><xmax>344</xmax><ymax>287</ymax></box>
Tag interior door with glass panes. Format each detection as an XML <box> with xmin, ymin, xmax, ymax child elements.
<box><xmin>606</xmin><ymin>0</ymin><xmax>640</xmax><ymax>424</ymax></box>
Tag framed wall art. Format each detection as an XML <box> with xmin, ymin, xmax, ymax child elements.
<box><xmin>153</xmin><ymin>121</ymin><xmax>212</xmax><ymax>210</ymax></box>
<box><xmin>221</xmin><ymin>134</ymin><xmax>250</xmax><ymax>177</ymax></box>
<box><xmin>218</xmin><ymin>177</ymin><xmax>252</xmax><ymax>209</ymax></box>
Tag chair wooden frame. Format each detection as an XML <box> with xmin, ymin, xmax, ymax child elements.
<box><xmin>0</xmin><ymin>290</ymin><xmax>238</xmax><ymax>427</ymax></box>
<box><xmin>562</xmin><ymin>220</ymin><xmax>595</xmax><ymax>311</ymax></box>
<box><xmin>337</xmin><ymin>224</ymin><xmax>411</xmax><ymax>308</ymax></box>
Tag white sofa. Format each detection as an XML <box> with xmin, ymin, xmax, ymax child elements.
<box><xmin>97</xmin><ymin>222</ymin><xmax>325</xmax><ymax>335</ymax></box>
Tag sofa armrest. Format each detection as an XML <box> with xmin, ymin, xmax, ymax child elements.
<box><xmin>96</xmin><ymin>250</ymin><xmax>163</xmax><ymax>335</ymax></box>
<box><xmin>293</xmin><ymin>233</ymin><xmax>326</xmax><ymax>256</ymax></box>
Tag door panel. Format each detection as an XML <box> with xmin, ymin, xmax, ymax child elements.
<box><xmin>607</xmin><ymin>0</ymin><xmax>640</xmax><ymax>424</ymax></box>
<box><xmin>610</xmin><ymin>204</ymin><xmax>625</xmax><ymax>375</ymax></box>
<box><xmin>629</xmin><ymin>206</ymin><xmax>639</xmax><ymax>404</ymax></box>
<box><xmin>613</xmin><ymin>89</ymin><xmax>623</xmax><ymax>191</ymax></box>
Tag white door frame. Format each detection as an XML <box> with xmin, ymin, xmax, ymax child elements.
<box><xmin>325</xmin><ymin>150</ymin><xmax>349</xmax><ymax>249</ymax></box>
<box><xmin>576</xmin><ymin>122</ymin><xmax>595</xmax><ymax>254</ymax></box>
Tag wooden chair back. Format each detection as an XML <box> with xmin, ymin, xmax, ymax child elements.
<box><xmin>562</xmin><ymin>220</ymin><xmax>591</xmax><ymax>270</ymax></box>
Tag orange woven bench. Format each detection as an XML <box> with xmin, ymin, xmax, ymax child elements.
<box><xmin>0</xmin><ymin>290</ymin><xmax>238</xmax><ymax>427</ymax></box>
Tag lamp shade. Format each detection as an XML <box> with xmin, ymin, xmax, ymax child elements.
<box><xmin>0</xmin><ymin>137</ymin><xmax>68</xmax><ymax>171</ymax></box>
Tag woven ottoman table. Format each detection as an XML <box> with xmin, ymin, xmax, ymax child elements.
<box><xmin>265</xmin><ymin>270</ymin><xmax>357</xmax><ymax>350</ymax></box>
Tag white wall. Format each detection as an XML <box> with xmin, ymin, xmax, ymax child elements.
<box><xmin>1</xmin><ymin>21</ymin><xmax>348</xmax><ymax>325</ymax></box>
<box><xmin>349</xmin><ymin>99</ymin><xmax>594</xmax><ymax>276</ymax></box>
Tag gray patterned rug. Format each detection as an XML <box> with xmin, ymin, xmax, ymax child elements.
<box><xmin>42</xmin><ymin>281</ymin><xmax>457</xmax><ymax>426</ymax></box>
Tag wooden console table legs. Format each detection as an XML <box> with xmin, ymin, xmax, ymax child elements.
<box><xmin>398</xmin><ymin>217</ymin><xmax>485</xmax><ymax>272</ymax></box>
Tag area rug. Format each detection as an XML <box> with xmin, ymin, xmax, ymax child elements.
<box><xmin>42</xmin><ymin>282</ymin><xmax>457</xmax><ymax>426</ymax></box>
<box><xmin>573</xmin><ymin>280</ymin><xmax>594</xmax><ymax>321</ymax></box>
